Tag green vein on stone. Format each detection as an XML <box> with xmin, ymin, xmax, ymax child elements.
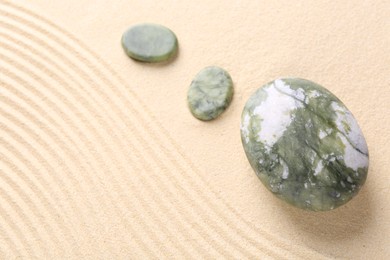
<box><xmin>241</xmin><ymin>78</ymin><xmax>369</xmax><ymax>211</ymax></box>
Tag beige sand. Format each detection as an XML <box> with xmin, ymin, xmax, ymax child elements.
<box><xmin>0</xmin><ymin>0</ymin><xmax>389</xmax><ymax>258</ymax></box>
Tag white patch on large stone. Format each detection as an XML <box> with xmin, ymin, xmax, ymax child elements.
<box><xmin>281</xmin><ymin>159</ymin><xmax>289</xmax><ymax>179</ymax></box>
<box><xmin>275</xmin><ymin>80</ymin><xmax>306</xmax><ymax>103</ymax></box>
<box><xmin>319</xmin><ymin>130</ymin><xmax>327</xmax><ymax>139</ymax></box>
<box><xmin>309</xmin><ymin>152</ymin><xmax>316</xmax><ymax>164</ymax></box>
<box><xmin>240</xmin><ymin>114</ymin><xmax>251</xmax><ymax>144</ymax></box>
<box><xmin>338</xmin><ymin>133</ymin><xmax>369</xmax><ymax>171</ymax></box>
<box><xmin>252</xmin><ymin>80</ymin><xmax>303</xmax><ymax>150</ymax></box>
<box><xmin>314</xmin><ymin>160</ymin><xmax>324</xmax><ymax>176</ymax></box>
<box><xmin>332</xmin><ymin>102</ymin><xmax>368</xmax><ymax>155</ymax></box>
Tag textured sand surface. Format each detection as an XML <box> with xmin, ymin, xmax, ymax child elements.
<box><xmin>0</xmin><ymin>0</ymin><xmax>389</xmax><ymax>259</ymax></box>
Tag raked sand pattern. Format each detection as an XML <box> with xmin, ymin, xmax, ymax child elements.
<box><xmin>0</xmin><ymin>1</ymin><xmax>328</xmax><ymax>258</ymax></box>
<box><xmin>1</xmin><ymin>0</ymin><xmax>390</xmax><ymax>259</ymax></box>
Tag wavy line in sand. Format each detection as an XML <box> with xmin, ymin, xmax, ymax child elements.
<box><xmin>0</xmin><ymin>15</ymin><xmax>266</xmax><ymax>258</ymax></box>
<box><xmin>0</xmin><ymin>1</ymin><xmax>326</xmax><ymax>258</ymax></box>
<box><xmin>0</xmin><ymin>30</ymin><xmax>209</xmax><ymax>258</ymax></box>
<box><xmin>0</xmin><ymin>40</ymin><xmax>184</xmax><ymax>258</ymax></box>
<box><xmin>0</xmin><ymin>16</ymin><xmax>244</xmax><ymax>260</ymax></box>
<box><xmin>0</xmin><ymin>17</ymin><xmax>236</xmax><ymax>259</ymax></box>
<box><xmin>0</xmin><ymin>3</ymin><xmax>316</xmax><ymax>258</ymax></box>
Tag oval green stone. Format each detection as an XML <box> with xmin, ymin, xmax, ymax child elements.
<box><xmin>121</xmin><ymin>23</ymin><xmax>178</xmax><ymax>63</ymax></box>
<box><xmin>241</xmin><ymin>78</ymin><xmax>369</xmax><ymax>211</ymax></box>
<box><xmin>187</xmin><ymin>66</ymin><xmax>234</xmax><ymax>121</ymax></box>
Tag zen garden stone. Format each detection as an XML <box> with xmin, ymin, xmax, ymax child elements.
<box><xmin>188</xmin><ymin>66</ymin><xmax>234</xmax><ymax>121</ymax></box>
<box><xmin>240</xmin><ymin>78</ymin><xmax>369</xmax><ymax>211</ymax></box>
<box><xmin>121</xmin><ymin>23</ymin><xmax>178</xmax><ymax>63</ymax></box>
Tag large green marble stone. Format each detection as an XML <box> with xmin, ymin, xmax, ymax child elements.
<box><xmin>241</xmin><ymin>78</ymin><xmax>369</xmax><ymax>211</ymax></box>
<box><xmin>121</xmin><ymin>23</ymin><xmax>178</xmax><ymax>63</ymax></box>
<box><xmin>188</xmin><ymin>66</ymin><xmax>234</xmax><ymax>121</ymax></box>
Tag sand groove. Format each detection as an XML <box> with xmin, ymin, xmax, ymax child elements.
<box><xmin>0</xmin><ymin>29</ymin><xmax>195</xmax><ymax>257</ymax></box>
<box><xmin>0</xmin><ymin>15</ymin><xmax>238</xmax><ymax>258</ymax></box>
<box><xmin>0</xmin><ymin>8</ymin><xmax>238</xmax><ymax>260</ymax></box>
<box><xmin>3</xmin><ymin>29</ymin><xmax>189</xmax><ymax>260</ymax></box>
<box><xmin>0</xmin><ymin>1</ymin><xmax>328</xmax><ymax>258</ymax></box>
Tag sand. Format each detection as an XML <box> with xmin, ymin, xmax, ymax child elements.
<box><xmin>0</xmin><ymin>0</ymin><xmax>389</xmax><ymax>258</ymax></box>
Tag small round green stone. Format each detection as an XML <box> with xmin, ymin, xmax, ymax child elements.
<box><xmin>188</xmin><ymin>66</ymin><xmax>234</xmax><ymax>121</ymax></box>
<box><xmin>121</xmin><ymin>23</ymin><xmax>178</xmax><ymax>63</ymax></box>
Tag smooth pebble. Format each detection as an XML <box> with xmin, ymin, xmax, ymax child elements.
<box><xmin>121</xmin><ymin>23</ymin><xmax>178</xmax><ymax>63</ymax></box>
<box><xmin>188</xmin><ymin>66</ymin><xmax>234</xmax><ymax>121</ymax></box>
<box><xmin>240</xmin><ymin>78</ymin><xmax>369</xmax><ymax>211</ymax></box>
